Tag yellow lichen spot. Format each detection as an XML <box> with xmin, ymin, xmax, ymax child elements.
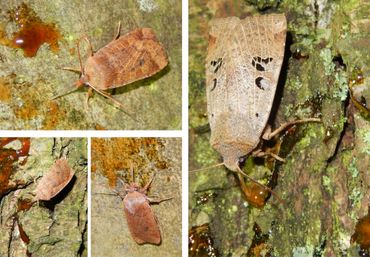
<box><xmin>91</xmin><ymin>138</ymin><xmax>168</xmax><ymax>187</ymax></box>
<box><xmin>41</xmin><ymin>101</ymin><xmax>66</xmax><ymax>130</ymax></box>
<box><xmin>0</xmin><ymin>77</ymin><xmax>12</xmax><ymax>102</ymax></box>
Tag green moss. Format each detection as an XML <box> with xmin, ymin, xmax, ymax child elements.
<box><xmin>293</xmin><ymin>246</ymin><xmax>314</xmax><ymax>257</ymax></box>
<box><xmin>348</xmin><ymin>158</ymin><xmax>359</xmax><ymax>178</ymax></box>
<box><xmin>333</xmin><ymin>72</ymin><xmax>349</xmax><ymax>101</ymax></box>
<box><xmin>245</xmin><ymin>0</ymin><xmax>281</xmax><ymax>10</ymax></box>
<box><xmin>348</xmin><ymin>187</ymin><xmax>362</xmax><ymax>208</ymax></box>
<box><xmin>228</xmin><ymin>205</ymin><xmax>238</xmax><ymax>214</ymax></box>
<box><xmin>193</xmin><ymin>136</ymin><xmax>219</xmax><ymax>167</ymax></box>
<box><xmin>319</xmin><ymin>49</ymin><xmax>336</xmax><ymax>76</ymax></box>
<box><xmin>341</xmin><ymin>151</ymin><xmax>353</xmax><ymax>167</ymax></box>
<box><xmin>359</xmin><ymin>129</ymin><xmax>370</xmax><ymax>155</ymax></box>
<box><xmin>295</xmin><ymin>126</ymin><xmax>318</xmax><ymax>150</ymax></box>
<box><xmin>322</xmin><ymin>175</ymin><xmax>332</xmax><ymax>194</ymax></box>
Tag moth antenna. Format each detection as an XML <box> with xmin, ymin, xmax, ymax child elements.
<box><xmin>236</xmin><ymin>166</ymin><xmax>285</xmax><ymax>206</ymax></box>
<box><xmin>76</xmin><ymin>37</ymin><xmax>85</xmax><ymax>73</ymax></box>
<box><xmin>130</xmin><ymin>164</ymin><xmax>135</xmax><ymax>183</ymax></box>
<box><xmin>76</xmin><ymin>35</ymin><xmax>93</xmax><ymax>73</ymax></box>
<box><xmin>92</xmin><ymin>192</ymin><xmax>117</xmax><ymax>196</ymax></box>
<box><xmin>83</xmin><ymin>36</ymin><xmax>94</xmax><ymax>57</ymax></box>
<box><xmin>50</xmin><ymin>87</ymin><xmax>81</xmax><ymax>100</ymax></box>
<box><xmin>117</xmin><ymin>178</ymin><xmax>127</xmax><ymax>195</ymax></box>
<box><xmin>189</xmin><ymin>162</ymin><xmax>225</xmax><ymax>173</ymax></box>
<box><xmin>87</xmin><ymin>83</ymin><xmax>139</xmax><ymax>122</ymax></box>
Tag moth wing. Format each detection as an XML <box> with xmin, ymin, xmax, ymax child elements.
<box><xmin>123</xmin><ymin>194</ymin><xmax>161</xmax><ymax>245</ymax></box>
<box><xmin>35</xmin><ymin>158</ymin><xmax>75</xmax><ymax>201</ymax></box>
<box><xmin>206</xmin><ymin>14</ymin><xmax>287</xmax><ymax>149</ymax></box>
<box><xmin>89</xmin><ymin>28</ymin><xmax>168</xmax><ymax>90</ymax></box>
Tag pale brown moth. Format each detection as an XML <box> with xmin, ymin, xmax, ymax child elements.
<box><xmin>201</xmin><ymin>14</ymin><xmax>320</xmax><ymax>206</ymax></box>
<box><xmin>34</xmin><ymin>158</ymin><xmax>75</xmax><ymax>201</ymax></box>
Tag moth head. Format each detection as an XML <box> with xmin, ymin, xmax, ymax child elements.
<box><xmin>126</xmin><ymin>182</ymin><xmax>141</xmax><ymax>192</ymax></box>
<box><xmin>223</xmin><ymin>155</ymin><xmax>240</xmax><ymax>172</ymax></box>
<box><xmin>75</xmin><ymin>74</ymin><xmax>88</xmax><ymax>88</ymax></box>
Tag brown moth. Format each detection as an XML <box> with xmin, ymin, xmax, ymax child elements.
<box><xmin>117</xmin><ymin>173</ymin><xmax>171</xmax><ymax>245</ymax></box>
<box><xmin>55</xmin><ymin>23</ymin><xmax>168</xmax><ymax>110</ymax></box>
<box><xmin>205</xmin><ymin>14</ymin><xmax>320</xmax><ymax>205</ymax></box>
<box><xmin>34</xmin><ymin>158</ymin><xmax>75</xmax><ymax>201</ymax></box>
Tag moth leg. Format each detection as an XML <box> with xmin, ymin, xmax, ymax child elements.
<box><xmin>146</xmin><ymin>196</ymin><xmax>173</xmax><ymax>204</ymax></box>
<box><xmin>61</xmin><ymin>67</ymin><xmax>81</xmax><ymax>74</ymax></box>
<box><xmin>142</xmin><ymin>175</ymin><xmax>155</xmax><ymax>192</ymax></box>
<box><xmin>113</xmin><ymin>21</ymin><xmax>121</xmax><ymax>40</ymax></box>
<box><xmin>262</xmin><ymin>118</ymin><xmax>321</xmax><ymax>140</ymax></box>
<box><xmin>85</xmin><ymin>87</ymin><xmax>94</xmax><ymax>109</ymax></box>
<box><xmin>87</xmin><ymin>83</ymin><xmax>139</xmax><ymax>122</ymax></box>
<box><xmin>252</xmin><ymin>149</ymin><xmax>285</xmax><ymax>163</ymax></box>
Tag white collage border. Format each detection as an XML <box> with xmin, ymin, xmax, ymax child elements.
<box><xmin>0</xmin><ymin>0</ymin><xmax>189</xmax><ymax>256</ymax></box>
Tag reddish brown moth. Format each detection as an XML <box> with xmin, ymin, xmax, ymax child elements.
<box><xmin>116</xmin><ymin>173</ymin><xmax>171</xmax><ymax>245</ymax></box>
<box><xmin>54</xmin><ymin>23</ymin><xmax>168</xmax><ymax>110</ymax></box>
<box><xmin>34</xmin><ymin>158</ymin><xmax>75</xmax><ymax>201</ymax></box>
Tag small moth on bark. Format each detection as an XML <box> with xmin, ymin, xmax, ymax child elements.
<box><xmin>55</xmin><ymin>23</ymin><xmax>168</xmax><ymax>111</ymax></box>
<box><xmin>34</xmin><ymin>158</ymin><xmax>75</xmax><ymax>201</ymax></box>
<box><xmin>204</xmin><ymin>14</ymin><xmax>320</xmax><ymax>206</ymax></box>
<box><xmin>116</xmin><ymin>172</ymin><xmax>171</xmax><ymax>245</ymax></box>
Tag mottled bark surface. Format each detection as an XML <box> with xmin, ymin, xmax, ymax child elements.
<box><xmin>0</xmin><ymin>138</ymin><xmax>87</xmax><ymax>257</ymax></box>
<box><xmin>0</xmin><ymin>0</ymin><xmax>181</xmax><ymax>130</ymax></box>
<box><xmin>91</xmin><ymin>138</ymin><xmax>182</xmax><ymax>257</ymax></box>
<box><xmin>189</xmin><ymin>0</ymin><xmax>370</xmax><ymax>256</ymax></box>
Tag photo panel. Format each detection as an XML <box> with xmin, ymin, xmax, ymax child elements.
<box><xmin>0</xmin><ymin>1</ymin><xmax>181</xmax><ymax>130</ymax></box>
<box><xmin>0</xmin><ymin>138</ymin><xmax>87</xmax><ymax>256</ymax></box>
<box><xmin>91</xmin><ymin>137</ymin><xmax>182</xmax><ymax>257</ymax></box>
<box><xmin>189</xmin><ymin>1</ymin><xmax>370</xmax><ymax>257</ymax></box>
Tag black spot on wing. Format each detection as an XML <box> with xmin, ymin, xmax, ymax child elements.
<box><xmin>210</xmin><ymin>58</ymin><xmax>223</xmax><ymax>73</ymax></box>
<box><xmin>255</xmin><ymin>77</ymin><xmax>265</xmax><ymax>90</ymax></box>
<box><xmin>252</xmin><ymin>56</ymin><xmax>274</xmax><ymax>72</ymax></box>
<box><xmin>211</xmin><ymin>78</ymin><xmax>217</xmax><ymax>91</ymax></box>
